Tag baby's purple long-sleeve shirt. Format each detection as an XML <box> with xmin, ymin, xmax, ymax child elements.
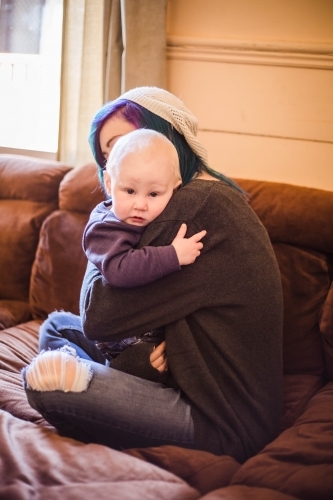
<box><xmin>82</xmin><ymin>201</ymin><xmax>180</xmax><ymax>288</ymax></box>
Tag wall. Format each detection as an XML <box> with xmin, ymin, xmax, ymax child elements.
<box><xmin>166</xmin><ymin>0</ymin><xmax>333</xmax><ymax>190</ymax></box>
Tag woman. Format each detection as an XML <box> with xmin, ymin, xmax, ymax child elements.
<box><xmin>24</xmin><ymin>87</ymin><xmax>283</xmax><ymax>463</ymax></box>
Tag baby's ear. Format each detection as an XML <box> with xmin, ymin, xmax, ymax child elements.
<box><xmin>174</xmin><ymin>179</ymin><xmax>182</xmax><ymax>190</ymax></box>
<box><xmin>103</xmin><ymin>170</ymin><xmax>112</xmax><ymax>196</ymax></box>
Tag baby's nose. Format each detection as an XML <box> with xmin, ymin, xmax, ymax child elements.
<box><xmin>134</xmin><ymin>197</ymin><xmax>147</xmax><ymax>210</ymax></box>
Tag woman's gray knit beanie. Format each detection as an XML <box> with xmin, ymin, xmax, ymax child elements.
<box><xmin>120</xmin><ymin>86</ymin><xmax>208</xmax><ymax>164</ymax></box>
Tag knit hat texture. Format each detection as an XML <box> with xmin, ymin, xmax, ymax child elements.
<box><xmin>120</xmin><ymin>86</ymin><xmax>208</xmax><ymax>164</ymax></box>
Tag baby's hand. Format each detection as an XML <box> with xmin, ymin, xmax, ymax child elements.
<box><xmin>172</xmin><ymin>223</ymin><xmax>207</xmax><ymax>266</ymax></box>
<box><xmin>150</xmin><ymin>341</ymin><xmax>168</xmax><ymax>372</ymax></box>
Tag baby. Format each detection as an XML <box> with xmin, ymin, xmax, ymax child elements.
<box><xmin>83</xmin><ymin>129</ymin><xmax>206</xmax><ymax>363</ymax></box>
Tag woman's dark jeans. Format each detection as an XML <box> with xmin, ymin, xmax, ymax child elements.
<box><xmin>24</xmin><ymin>311</ymin><xmax>196</xmax><ymax>450</ymax></box>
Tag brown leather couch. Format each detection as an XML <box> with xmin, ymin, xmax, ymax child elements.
<box><xmin>0</xmin><ymin>153</ymin><xmax>332</xmax><ymax>499</ymax></box>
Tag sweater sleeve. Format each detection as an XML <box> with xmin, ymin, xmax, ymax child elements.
<box><xmin>81</xmin><ymin>251</ymin><xmax>210</xmax><ymax>341</ymax></box>
<box><xmin>80</xmin><ymin>183</ymin><xmax>224</xmax><ymax>341</ymax></box>
<box><xmin>80</xmin><ymin>181</ymin><xmax>242</xmax><ymax>341</ymax></box>
<box><xmin>83</xmin><ymin>218</ymin><xmax>180</xmax><ymax>288</ymax></box>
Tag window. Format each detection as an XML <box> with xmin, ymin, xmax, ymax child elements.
<box><xmin>0</xmin><ymin>0</ymin><xmax>63</xmax><ymax>156</ymax></box>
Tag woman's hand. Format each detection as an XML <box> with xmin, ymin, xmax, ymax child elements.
<box><xmin>150</xmin><ymin>341</ymin><xmax>168</xmax><ymax>372</ymax></box>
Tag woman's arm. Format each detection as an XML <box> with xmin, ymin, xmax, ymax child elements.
<box><xmin>81</xmin><ymin>248</ymin><xmax>212</xmax><ymax>341</ymax></box>
<box><xmin>80</xmin><ymin>181</ymin><xmax>227</xmax><ymax>341</ymax></box>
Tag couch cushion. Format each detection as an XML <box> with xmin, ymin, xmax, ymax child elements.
<box><xmin>231</xmin><ymin>382</ymin><xmax>333</xmax><ymax>500</ymax></box>
<box><xmin>0</xmin><ymin>410</ymin><xmax>199</xmax><ymax>500</ymax></box>
<box><xmin>0</xmin><ymin>300</ymin><xmax>32</xmax><ymax>330</ymax></box>
<box><xmin>125</xmin><ymin>446</ymin><xmax>240</xmax><ymax>495</ymax></box>
<box><xmin>29</xmin><ymin>211</ymin><xmax>90</xmax><ymax>319</ymax></box>
<box><xmin>236</xmin><ymin>179</ymin><xmax>333</xmax><ymax>254</ymax></box>
<box><xmin>0</xmin><ymin>321</ymin><xmax>50</xmax><ymax>426</ymax></box>
<box><xmin>271</xmin><ymin>242</ymin><xmax>330</xmax><ymax>426</ymax></box>
<box><xmin>0</xmin><ymin>154</ymin><xmax>72</xmax><ymax>203</ymax></box>
<box><xmin>319</xmin><ymin>283</ymin><xmax>333</xmax><ymax>380</ymax></box>
<box><xmin>201</xmin><ymin>485</ymin><xmax>299</xmax><ymax>499</ymax></box>
<box><xmin>59</xmin><ymin>162</ymin><xmax>105</xmax><ymax>213</ymax></box>
<box><xmin>0</xmin><ymin>200</ymin><xmax>61</xmax><ymax>303</ymax></box>
<box><xmin>280</xmin><ymin>374</ymin><xmax>323</xmax><ymax>432</ymax></box>
<box><xmin>273</xmin><ymin>243</ymin><xmax>330</xmax><ymax>376</ymax></box>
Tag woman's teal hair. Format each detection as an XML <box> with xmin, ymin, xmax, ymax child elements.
<box><xmin>88</xmin><ymin>98</ymin><xmax>245</xmax><ymax>194</ymax></box>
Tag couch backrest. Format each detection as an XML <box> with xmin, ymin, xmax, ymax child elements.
<box><xmin>0</xmin><ymin>154</ymin><xmax>72</xmax><ymax>306</ymax></box>
<box><xmin>237</xmin><ymin>179</ymin><xmax>333</xmax><ymax>380</ymax></box>
<box><xmin>28</xmin><ymin>167</ymin><xmax>333</xmax><ymax>380</ymax></box>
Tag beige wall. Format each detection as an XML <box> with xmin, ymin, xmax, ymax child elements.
<box><xmin>166</xmin><ymin>0</ymin><xmax>333</xmax><ymax>190</ymax></box>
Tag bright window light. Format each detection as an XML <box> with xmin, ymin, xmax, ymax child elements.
<box><xmin>0</xmin><ymin>0</ymin><xmax>63</xmax><ymax>153</ymax></box>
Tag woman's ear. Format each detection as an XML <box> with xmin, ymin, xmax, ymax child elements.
<box><xmin>103</xmin><ymin>170</ymin><xmax>112</xmax><ymax>196</ymax></box>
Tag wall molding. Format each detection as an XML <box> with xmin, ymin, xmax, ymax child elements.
<box><xmin>198</xmin><ymin>128</ymin><xmax>333</xmax><ymax>145</ymax></box>
<box><xmin>167</xmin><ymin>36</ymin><xmax>333</xmax><ymax>70</ymax></box>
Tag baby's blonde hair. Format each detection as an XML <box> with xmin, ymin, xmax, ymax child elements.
<box><xmin>106</xmin><ymin>129</ymin><xmax>181</xmax><ymax>182</ymax></box>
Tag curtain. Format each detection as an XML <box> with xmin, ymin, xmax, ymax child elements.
<box><xmin>58</xmin><ymin>0</ymin><xmax>168</xmax><ymax>166</ymax></box>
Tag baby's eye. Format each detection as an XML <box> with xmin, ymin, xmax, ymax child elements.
<box><xmin>126</xmin><ymin>189</ymin><xmax>135</xmax><ymax>194</ymax></box>
<box><xmin>149</xmin><ymin>192</ymin><xmax>158</xmax><ymax>198</ymax></box>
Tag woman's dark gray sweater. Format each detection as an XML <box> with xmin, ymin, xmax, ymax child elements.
<box><xmin>80</xmin><ymin>179</ymin><xmax>283</xmax><ymax>463</ymax></box>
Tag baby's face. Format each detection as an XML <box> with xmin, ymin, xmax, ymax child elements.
<box><xmin>107</xmin><ymin>146</ymin><xmax>181</xmax><ymax>226</ymax></box>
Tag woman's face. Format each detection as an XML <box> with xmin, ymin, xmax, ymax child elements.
<box><xmin>99</xmin><ymin>114</ymin><xmax>137</xmax><ymax>162</ymax></box>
